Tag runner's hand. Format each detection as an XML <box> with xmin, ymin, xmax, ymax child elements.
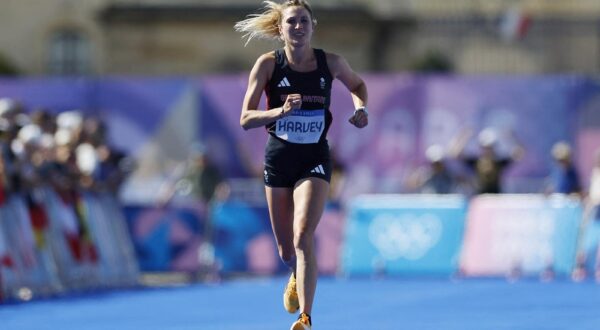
<box><xmin>283</xmin><ymin>94</ymin><xmax>302</xmax><ymax>115</ymax></box>
<box><xmin>349</xmin><ymin>108</ymin><xmax>368</xmax><ymax>128</ymax></box>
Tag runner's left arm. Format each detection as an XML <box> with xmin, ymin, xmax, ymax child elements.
<box><xmin>327</xmin><ymin>52</ymin><xmax>368</xmax><ymax>129</ymax></box>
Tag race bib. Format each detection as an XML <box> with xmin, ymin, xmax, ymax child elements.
<box><xmin>275</xmin><ymin>109</ymin><xmax>325</xmax><ymax>144</ymax></box>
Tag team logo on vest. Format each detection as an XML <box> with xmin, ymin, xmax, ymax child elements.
<box><xmin>277</xmin><ymin>77</ymin><xmax>291</xmax><ymax>88</ymax></box>
<box><xmin>276</xmin><ymin>109</ymin><xmax>325</xmax><ymax>144</ymax></box>
<box><xmin>320</xmin><ymin>77</ymin><xmax>326</xmax><ymax>90</ymax></box>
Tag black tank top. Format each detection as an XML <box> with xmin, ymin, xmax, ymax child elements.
<box><xmin>265</xmin><ymin>48</ymin><xmax>333</xmax><ymax>144</ymax></box>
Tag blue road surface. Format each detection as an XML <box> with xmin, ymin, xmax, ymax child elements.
<box><xmin>1</xmin><ymin>277</ymin><xmax>600</xmax><ymax>330</ymax></box>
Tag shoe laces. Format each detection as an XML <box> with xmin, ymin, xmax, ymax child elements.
<box><xmin>299</xmin><ymin>313</ymin><xmax>311</xmax><ymax>325</ymax></box>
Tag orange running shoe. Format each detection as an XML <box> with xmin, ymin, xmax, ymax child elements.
<box><xmin>283</xmin><ymin>273</ymin><xmax>299</xmax><ymax>313</ymax></box>
<box><xmin>290</xmin><ymin>313</ymin><xmax>311</xmax><ymax>330</ymax></box>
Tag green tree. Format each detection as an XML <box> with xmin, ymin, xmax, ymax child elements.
<box><xmin>410</xmin><ymin>50</ymin><xmax>453</xmax><ymax>73</ymax></box>
<box><xmin>0</xmin><ymin>52</ymin><xmax>19</xmax><ymax>76</ymax></box>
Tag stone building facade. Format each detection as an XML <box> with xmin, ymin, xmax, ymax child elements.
<box><xmin>0</xmin><ymin>0</ymin><xmax>599</xmax><ymax>75</ymax></box>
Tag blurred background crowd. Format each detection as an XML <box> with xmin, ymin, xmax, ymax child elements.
<box><xmin>0</xmin><ymin>98</ymin><xmax>132</xmax><ymax>201</ymax></box>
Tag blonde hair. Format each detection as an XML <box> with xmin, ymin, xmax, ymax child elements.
<box><xmin>234</xmin><ymin>0</ymin><xmax>316</xmax><ymax>46</ymax></box>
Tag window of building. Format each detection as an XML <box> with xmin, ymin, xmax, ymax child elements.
<box><xmin>47</xmin><ymin>29</ymin><xmax>91</xmax><ymax>75</ymax></box>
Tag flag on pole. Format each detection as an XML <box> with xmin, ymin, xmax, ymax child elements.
<box><xmin>499</xmin><ymin>6</ymin><xmax>532</xmax><ymax>41</ymax></box>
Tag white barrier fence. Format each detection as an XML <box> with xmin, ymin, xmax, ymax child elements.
<box><xmin>0</xmin><ymin>188</ymin><xmax>139</xmax><ymax>302</ymax></box>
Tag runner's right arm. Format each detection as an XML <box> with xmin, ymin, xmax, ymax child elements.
<box><xmin>240</xmin><ymin>53</ymin><xmax>301</xmax><ymax>130</ymax></box>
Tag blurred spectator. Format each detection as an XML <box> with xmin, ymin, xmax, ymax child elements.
<box><xmin>0</xmin><ymin>98</ymin><xmax>23</xmax><ymax>124</ymax></box>
<box><xmin>154</xmin><ymin>142</ymin><xmax>228</xmax><ymax>280</ymax></box>
<box><xmin>572</xmin><ymin>148</ymin><xmax>600</xmax><ymax>281</ymax></box>
<box><xmin>450</xmin><ymin>127</ymin><xmax>525</xmax><ymax>194</ymax></box>
<box><xmin>588</xmin><ymin>150</ymin><xmax>600</xmax><ymax>280</ymax></box>
<box><xmin>48</xmin><ymin>123</ymin><xmax>81</xmax><ymax>195</ymax></box>
<box><xmin>75</xmin><ymin>142</ymin><xmax>98</xmax><ymax>189</ymax></box>
<box><xmin>589</xmin><ymin>149</ymin><xmax>600</xmax><ymax>215</ymax></box>
<box><xmin>96</xmin><ymin>145</ymin><xmax>135</xmax><ymax>194</ymax></box>
<box><xmin>0</xmin><ymin>149</ymin><xmax>9</xmax><ymax>204</ymax></box>
<box><xmin>545</xmin><ymin>141</ymin><xmax>581</xmax><ymax>195</ymax></box>
<box><xmin>0</xmin><ymin>98</ymin><xmax>24</xmax><ymax>195</ymax></box>
<box><xmin>30</xmin><ymin>109</ymin><xmax>57</xmax><ymax>135</ymax></box>
<box><xmin>187</xmin><ymin>144</ymin><xmax>227</xmax><ymax>204</ymax></box>
<box><xmin>80</xmin><ymin>116</ymin><xmax>107</xmax><ymax>147</ymax></box>
<box><xmin>14</xmin><ymin>124</ymin><xmax>44</xmax><ymax>189</ymax></box>
<box><xmin>407</xmin><ymin>144</ymin><xmax>458</xmax><ymax>194</ymax></box>
<box><xmin>56</xmin><ymin>111</ymin><xmax>83</xmax><ymax>147</ymax></box>
<box><xmin>159</xmin><ymin>143</ymin><xmax>228</xmax><ymax>206</ymax></box>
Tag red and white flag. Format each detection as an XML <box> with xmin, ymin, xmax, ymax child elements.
<box><xmin>500</xmin><ymin>7</ymin><xmax>532</xmax><ymax>41</ymax></box>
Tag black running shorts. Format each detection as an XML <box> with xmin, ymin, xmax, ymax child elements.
<box><xmin>263</xmin><ymin>135</ymin><xmax>331</xmax><ymax>188</ymax></box>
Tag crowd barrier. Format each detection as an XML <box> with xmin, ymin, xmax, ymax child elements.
<box><xmin>123</xmin><ymin>203</ymin><xmax>208</xmax><ymax>272</ymax></box>
<box><xmin>212</xmin><ymin>201</ymin><xmax>345</xmax><ymax>276</ymax></box>
<box><xmin>341</xmin><ymin>195</ymin><xmax>467</xmax><ymax>276</ymax></box>
<box><xmin>121</xmin><ymin>194</ymin><xmax>600</xmax><ymax>280</ymax></box>
<box><xmin>125</xmin><ymin>200</ymin><xmax>345</xmax><ymax>276</ymax></box>
<box><xmin>0</xmin><ymin>188</ymin><xmax>139</xmax><ymax>303</ymax></box>
<box><xmin>340</xmin><ymin>194</ymin><xmax>599</xmax><ymax>278</ymax></box>
<box><xmin>579</xmin><ymin>208</ymin><xmax>600</xmax><ymax>274</ymax></box>
<box><xmin>460</xmin><ymin>194</ymin><xmax>582</xmax><ymax>277</ymax></box>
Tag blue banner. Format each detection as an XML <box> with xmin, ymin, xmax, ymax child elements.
<box><xmin>211</xmin><ymin>201</ymin><xmax>284</xmax><ymax>274</ymax></box>
<box><xmin>341</xmin><ymin>195</ymin><xmax>467</xmax><ymax>276</ymax></box>
<box><xmin>123</xmin><ymin>203</ymin><xmax>206</xmax><ymax>272</ymax></box>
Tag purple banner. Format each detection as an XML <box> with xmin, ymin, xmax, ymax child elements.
<box><xmin>0</xmin><ymin>75</ymin><xmax>598</xmax><ymax>196</ymax></box>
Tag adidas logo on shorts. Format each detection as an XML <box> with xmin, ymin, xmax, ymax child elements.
<box><xmin>310</xmin><ymin>165</ymin><xmax>326</xmax><ymax>175</ymax></box>
<box><xmin>277</xmin><ymin>77</ymin><xmax>291</xmax><ymax>88</ymax></box>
